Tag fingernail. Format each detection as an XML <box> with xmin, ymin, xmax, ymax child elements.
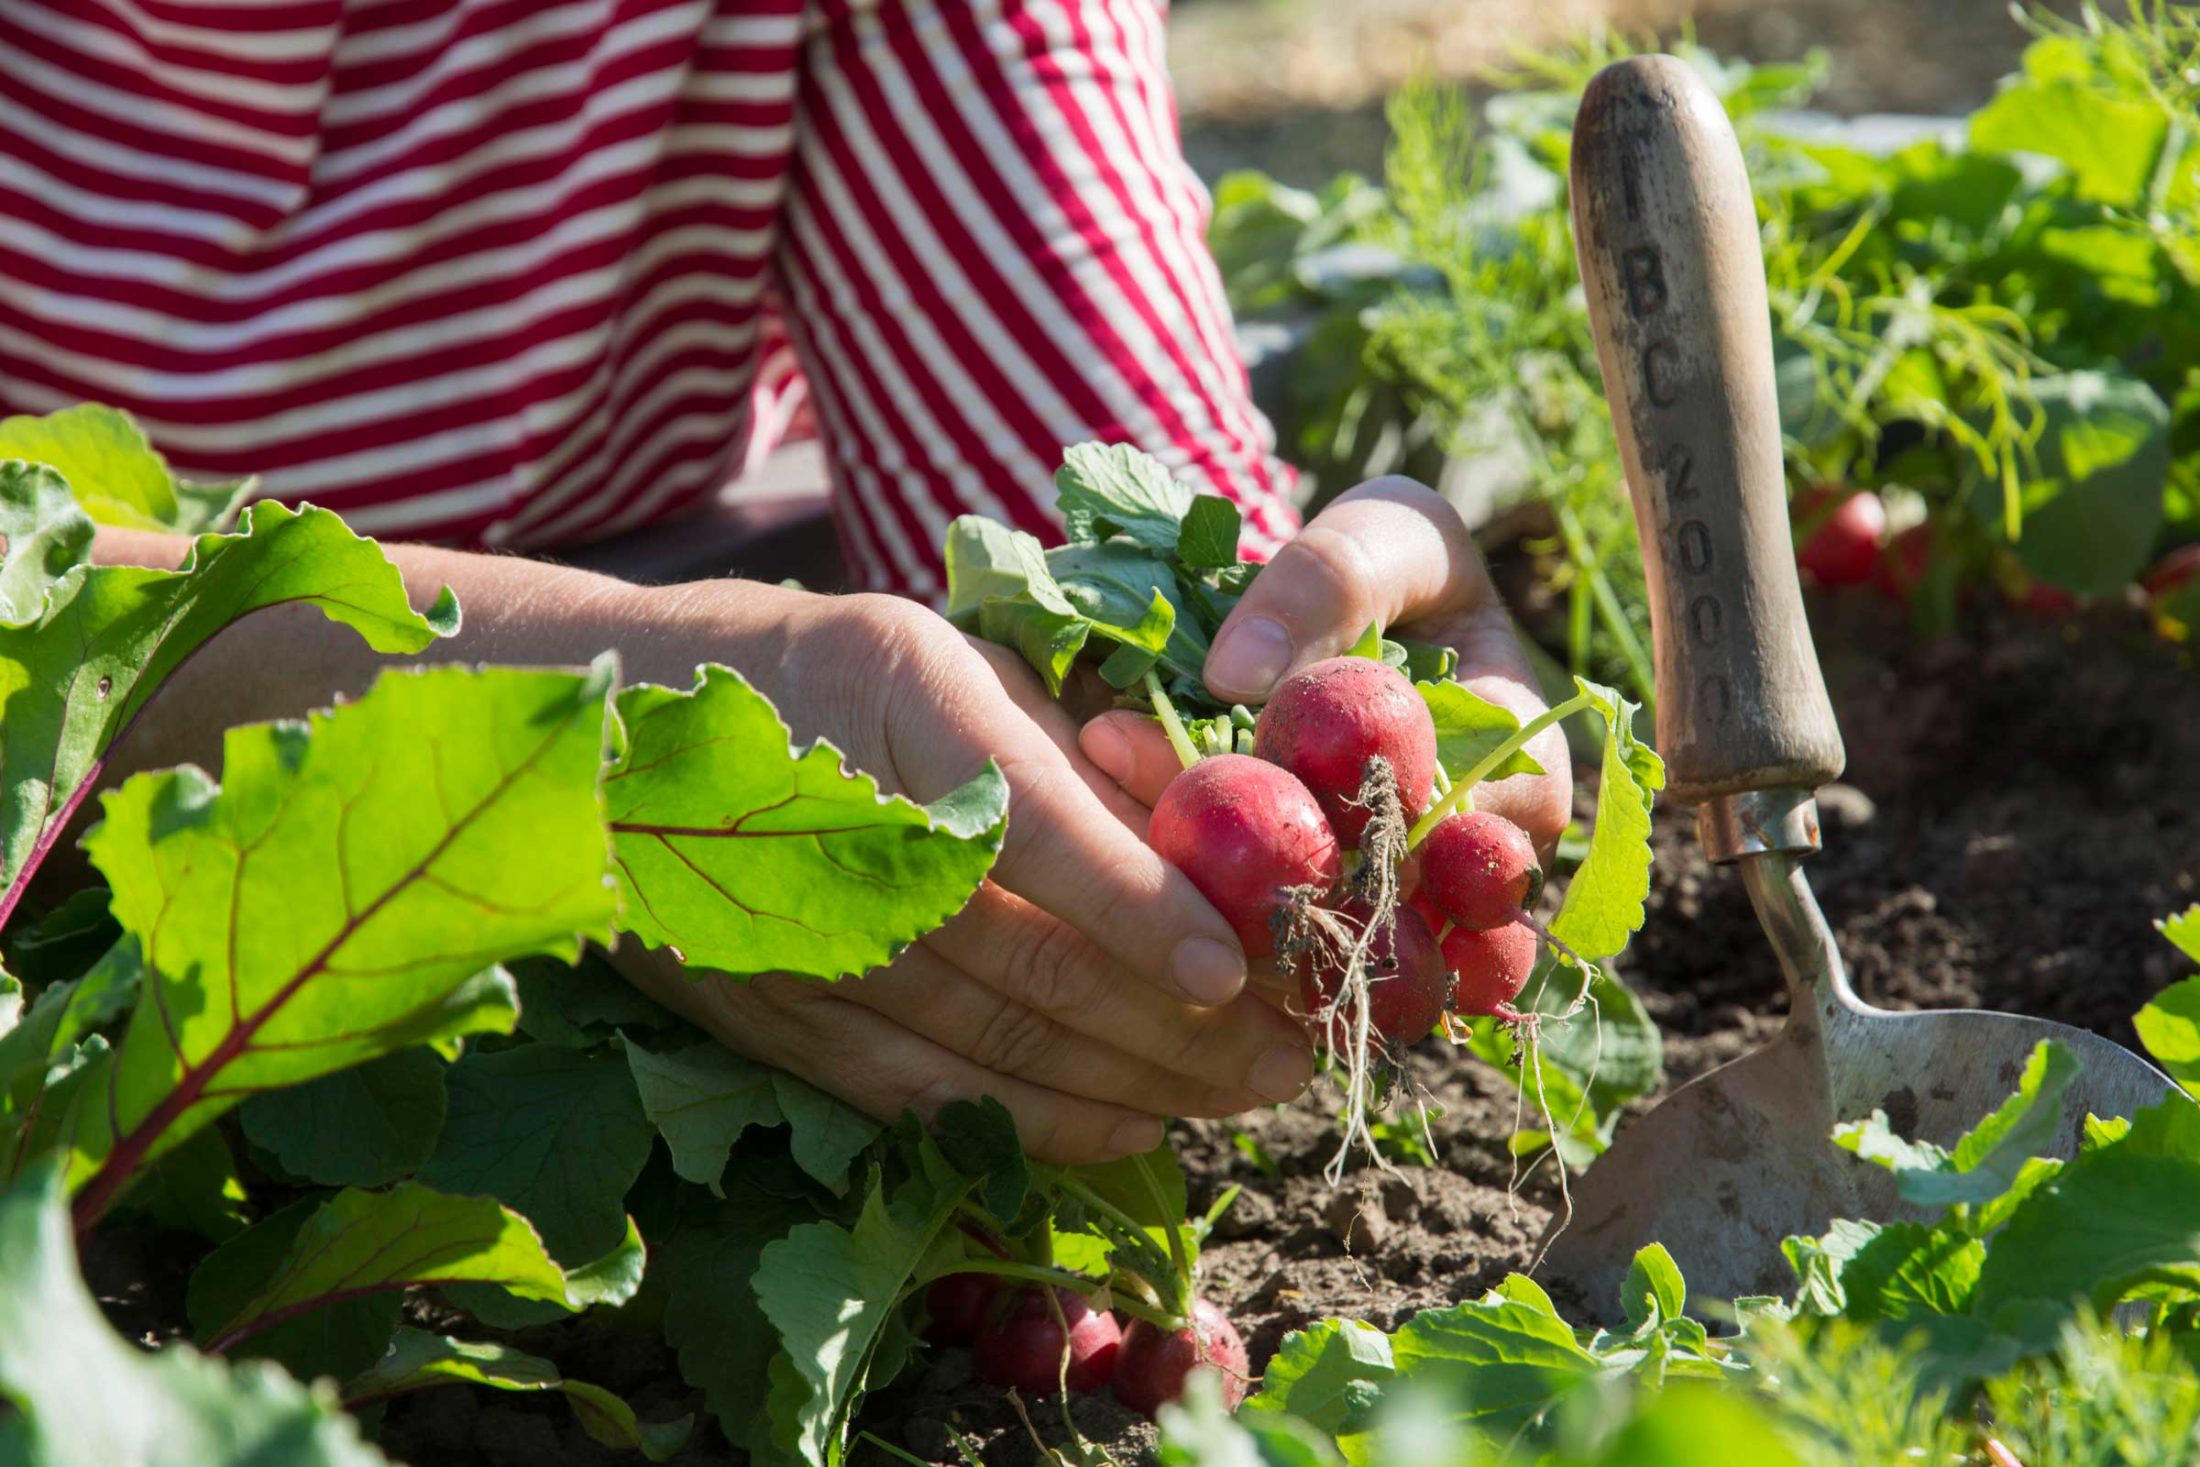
<box><xmin>1109</xmin><ymin>1117</ymin><xmax>1165</xmax><ymax>1156</ymax></box>
<box><xmin>1081</xmin><ymin>718</ymin><xmax>1133</xmax><ymax>785</ymax></box>
<box><xmin>1172</xmin><ymin>936</ymin><xmax>1246</xmax><ymax>1005</ymax></box>
<box><xmin>1249</xmin><ymin>1044</ymin><xmax>1316</xmax><ymax>1103</ymax></box>
<box><xmin>1207</xmin><ymin>616</ymin><xmax>1294</xmax><ymax>700</ymax></box>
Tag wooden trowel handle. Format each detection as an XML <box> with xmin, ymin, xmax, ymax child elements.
<box><xmin>1570</xmin><ymin>56</ymin><xmax>1845</xmax><ymax>810</ymax></box>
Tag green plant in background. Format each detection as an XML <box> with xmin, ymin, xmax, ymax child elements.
<box><xmin>1217</xmin><ymin>2</ymin><xmax>2200</xmax><ymax>705</ymax></box>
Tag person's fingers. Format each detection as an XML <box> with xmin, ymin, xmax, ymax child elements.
<box><xmin>920</xmin><ymin>884</ymin><xmax>1315</xmax><ymax>1104</ymax></box>
<box><xmin>884</xmin><ymin>632</ymin><xmax>1253</xmax><ymax>1008</ymax></box>
<box><xmin>1204</xmin><ymin>477</ymin><xmax>1493</xmax><ymax>704</ymax></box>
<box><xmin>842</xmin><ymin>944</ymin><xmax>1272</xmax><ymax>1118</ymax></box>
<box><xmin>1076</xmin><ymin>711</ymin><xmax>1185</xmax><ymax>811</ymax></box>
<box><xmin>966</xmin><ymin>637</ymin><xmax>1155</xmax><ymax>840</ymax></box>
<box><xmin>1190</xmin><ymin>476</ymin><xmax>1573</xmax><ymax>853</ymax></box>
<box><xmin>986</xmin><ymin>728</ymin><xmax>1251</xmax><ymax>1008</ymax></box>
<box><xmin>640</xmin><ymin>960</ymin><xmax>1169</xmax><ymax>1165</ymax></box>
<box><xmin>1451</xmin><ymin>668</ymin><xmax>1574</xmax><ymax>859</ymax></box>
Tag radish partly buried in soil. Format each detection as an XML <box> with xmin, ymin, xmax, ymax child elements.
<box><xmin>972</xmin><ymin>1288</ymin><xmax>1124</xmax><ymax>1396</ymax></box>
<box><xmin>1112</xmin><ymin>1298</ymin><xmax>1252</xmax><ymax>1418</ymax></box>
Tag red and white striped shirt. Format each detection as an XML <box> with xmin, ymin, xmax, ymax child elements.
<box><xmin>0</xmin><ymin>0</ymin><xmax>1297</xmax><ymax>597</ymax></box>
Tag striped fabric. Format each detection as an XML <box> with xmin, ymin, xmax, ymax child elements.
<box><xmin>0</xmin><ymin>0</ymin><xmax>1298</xmax><ymax>596</ymax></box>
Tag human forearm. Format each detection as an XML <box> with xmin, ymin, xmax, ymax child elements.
<box><xmin>92</xmin><ymin>526</ymin><xmax>810</xmax><ymax>787</ymax></box>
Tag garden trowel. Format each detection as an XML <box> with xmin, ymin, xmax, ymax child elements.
<box><xmin>1536</xmin><ymin>54</ymin><xmax>2179</xmax><ymax>1317</ymax></box>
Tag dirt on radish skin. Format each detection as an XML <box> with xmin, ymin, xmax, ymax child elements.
<box><xmin>1420</xmin><ymin>812</ymin><xmax>1542</xmax><ymax>931</ymax></box>
<box><xmin>1253</xmin><ymin>657</ymin><xmax>1438</xmax><ymax>846</ymax></box>
<box><xmin>1297</xmin><ymin>902</ymin><xmax>1451</xmax><ymax>1049</ymax></box>
<box><xmin>1149</xmin><ymin>754</ymin><xmax>1341</xmax><ymax>957</ymax></box>
<box><xmin>972</xmin><ymin>1288</ymin><xmax>1123</xmax><ymax>1396</ymax></box>
<box><xmin>1112</xmin><ymin>1298</ymin><xmax>1252</xmax><ymax>1418</ymax></box>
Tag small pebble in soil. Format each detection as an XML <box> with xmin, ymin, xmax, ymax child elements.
<box><xmin>1213</xmin><ymin>1186</ymin><xmax>1278</xmax><ymax>1239</ymax></box>
<box><xmin>1815</xmin><ymin>781</ymin><xmax>1877</xmax><ymax>830</ymax></box>
<box><xmin>901</xmin><ymin>1416</ymin><xmax>959</xmax><ymax>1461</ymax></box>
<box><xmin>1962</xmin><ymin>832</ymin><xmax>2024</xmax><ymax>892</ymax></box>
<box><xmin>1322</xmin><ymin>1191</ymin><xmax>1388</xmax><ymax>1251</ymax></box>
<box><xmin>1379</xmin><ymin>1173</ymin><xmax>1424</xmax><ymax>1222</ymax></box>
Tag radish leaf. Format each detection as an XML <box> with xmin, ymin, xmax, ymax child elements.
<box><xmin>624</xmin><ymin>1031</ymin><xmax>886</xmax><ymax>1197</ymax></box>
<box><xmin>624</xmin><ymin>1035</ymin><xmax>780</xmax><ymax>1193</ymax></box>
<box><xmin>238</xmin><ymin>1048</ymin><xmax>446</xmax><ymax>1190</ymax></box>
<box><xmin>658</xmin><ymin>1177</ymin><xmax>819</xmax><ymax>1461</ymax></box>
<box><xmin>443</xmin><ymin>1216</ymin><xmax>646</xmax><ymax>1329</ymax></box>
<box><xmin>189</xmin><ymin>1184</ymin><xmax>577</xmax><ymax>1355</ymax></box>
<box><xmin>2160</xmin><ymin>905</ymin><xmax>2200</xmax><ymax>965</ymax></box>
<box><xmin>0</xmin><ymin>462</ymin><xmax>92</xmax><ymax>624</ymax></box>
<box><xmin>756</xmin><ymin>1164</ymin><xmax>966</xmax><ymax>1467</ymax></box>
<box><xmin>1055</xmin><ymin>441</ymin><xmax>1197</xmax><ymax>551</ymax></box>
<box><xmin>1835</xmin><ymin>1041</ymin><xmax>2077</xmax><ymax>1207</ymax></box>
<box><xmin>1177</xmin><ymin>494</ymin><xmax>1244</xmax><ymax>569</ymax></box>
<box><xmin>1241</xmin><ymin>1317</ymin><xmax>1394</xmax><ymax>1437</ymax></box>
<box><xmin>1550</xmin><ymin>678</ymin><xmax>1663</xmax><ymax>963</ymax></box>
<box><xmin>1418</xmin><ymin>679</ymin><xmax>1546</xmax><ymax>784</ymax></box>
<box><xmin>1972</xmin><ymin>1144</ymin><xmax>2200</xmax><ymax>1316</ymax></box>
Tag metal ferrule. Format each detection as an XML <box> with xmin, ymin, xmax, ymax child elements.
<box><xmin>1697</xmin><ymin>788</ymin><xmax>1822</xmax><ymax>865</ymax></box>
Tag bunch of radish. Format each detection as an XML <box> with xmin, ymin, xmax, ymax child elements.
<box><xmin>925</xmin><ymin>1274</ymin><xmax>1250</xmax><ymax>1417</ymax></box>
<box><xmin>1148</xmin><ymin>655</ymin><xmax>1548</xmax><ymax>1089</ymax></box>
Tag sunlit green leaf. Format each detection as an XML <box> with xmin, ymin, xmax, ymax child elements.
<box><xmin>59</xmin><ymin>663</ymin><xmax>609</xmax><ymax>1222</ymax></box>
<box><xmin>0</xmin><ymin>403</ymin><xmax>251</xmax><ymax>535</ymax></box>
<box><xmin>0</xmin><ymin>1161</ymin><xmax>387</xmax><ymax>1467</ymax></box>
<box><xmin>605</xmin><ymin>665</ymin><xmax>1008</xmax><ymax>980</ymax></box>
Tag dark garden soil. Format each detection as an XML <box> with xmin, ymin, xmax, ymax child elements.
<box><xmin>107</xmin><ymin>594</ymin><xmax>2192</xmax><ymax>1467</ymax></box>
<box><xmin>837</xmin><ymin>593</ymin><xmax>2200</xmax><ymax>1467</ymax></box>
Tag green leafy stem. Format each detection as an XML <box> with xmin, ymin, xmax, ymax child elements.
<box><xmin>1406</xmin><ymin>688</ymin><xmax>1590</xmax><ymax>846</ymax></box>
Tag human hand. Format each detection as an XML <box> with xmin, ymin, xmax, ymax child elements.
<box><xmin>616</xmin><ymin>586</ymin><xmax>1316</xmax><ymax>1163</ymax></box>
<box><xmin>1075</xmin><ymin>478</ymin><xmax>1572</xmax><ymax>853</ymax></box>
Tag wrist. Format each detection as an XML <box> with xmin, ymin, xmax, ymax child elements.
<box><xmin>603</xmin><ymin>575</ymin><xmax>811</xmax><ymax>691</ymax></box>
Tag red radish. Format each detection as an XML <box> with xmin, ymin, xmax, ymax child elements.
<box><xmin>1871</xmin><ymin>522</ymin><xmax>1936</xmax><ymax>604</ymax></box>
<box><xmin>1297</xmin><ymin>902</ymin><xmax>1450</xmax><ymax>1048</ymax></box>
<box><xmin>1442</xmin><ymin>918</ymin><xmax>1541</xmax><ymax>1022</ymax></box>
<box><xmin>2142</xmin><ymin>544</ymin><xmax>2200</xmax><ymax>596</ymax></box>
<box><xmin>1793</xmin><ymin>487</ymin><xmax>1886</xmax><ymax>588</ymax></box>
<box><xmin>1252</xmin><ymin>657</ymin><xmax>1438</xmax><ymax>846</ymax></box>
<box><xmin>1149</xmin><ymin>754</ymin><xmax>1341</xmax><ymax>957</ymax></box>
<box><xmin>1112</xmin><ymin>1297</ymin><xmax>1250</xmax><ymax>1417</ymax></box>
<box><xmin>924</xmin><ymin>1272</ymin><xmax>1002</xmax><ymax>1345</ymax></box>
<box><xmin>2009</xmin><ymin>576</ymin><xmax>2078</xmax><ymax>618</ymax></box>
<box><xmin>1419</xmin><ymin>812</ymin><xmax>1542</xmax><ymax>931</ymax></box>
<box><xmin>1406</xmin><ymin>887</ymin><xmax>1448</xmax><ymax>939</ymax></box>
<box><xmin>973</xmin><ymin>1287</ymin><xmax>1122</xmax><ymax>1396</ymax></box>
<box><xmin>1397</xmin><ymin>846</ymin><xmax>1425</xmax><ymax>903</ymax></box>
